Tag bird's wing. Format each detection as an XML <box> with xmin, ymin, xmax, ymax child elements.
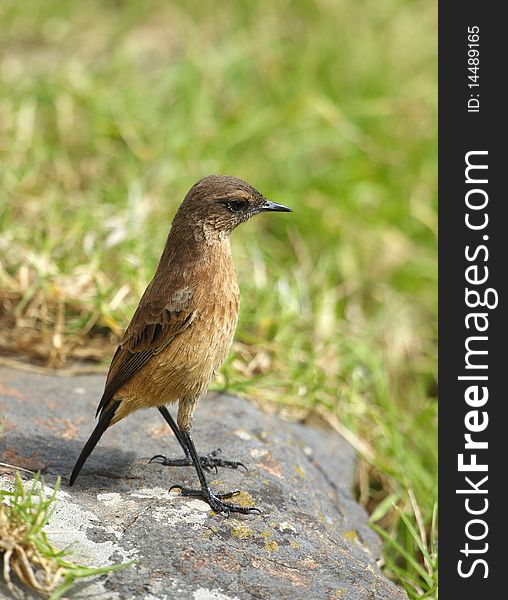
<box><xmin>95</xmin><ymin>285</ymin><xmax>195</xmax><ymax>418</ymax></box>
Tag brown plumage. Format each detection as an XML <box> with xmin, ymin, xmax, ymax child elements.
<box><xmin>70</xmin><ymin>175</ymin><xmax>291</xmax><ymax>515</ymax></box>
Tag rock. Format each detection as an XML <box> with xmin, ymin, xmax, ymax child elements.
<box><xmin>0</xmin><ymin>365</ymin><xmax>406</xmax><ymax>599</ymax></box>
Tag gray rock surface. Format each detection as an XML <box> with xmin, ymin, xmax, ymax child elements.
<box><xmin>0</xmin><ymin>365</ymin><xmax>406</xmax><ymax>599</ymax></box>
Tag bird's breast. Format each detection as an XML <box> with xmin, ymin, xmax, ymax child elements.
<box><xmin>117</xmin><ymin>242</ymin><xmax>240</xmax><ymax>410</ymax></box>
<box><xmin>190</xmin><ymin>267</ymin><xmax>240</xmax><ymax>372</ymax></box>
<box><xmin>148</xmin><ymin>262</ymin><xmax>239</xmax><ymax>402</ymax></box>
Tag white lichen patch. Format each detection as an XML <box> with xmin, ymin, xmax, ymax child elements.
<box><xmin>152</xmin><ymin>498</ymin><xmax>210</xmax><ymax>529</ymax></box>
<box><xmin>250</xmin><ymin>448</ymin><xmax>269</xmax><ymax>459</ymax></box>
<box><xmin>47</xmin><ymin>490</ymin><xmax>137</xmax><ymax>565</ymax></box>
<box><xmin>233</xmin><ymin>428</ymin><xmax>252</xmax><ymax>441</ymax></box>
<box><xmin>0</xmin><ymin>474</ymin><xmax>136</xmax><ymax>567</ymax></box>
<box><xmin>277</xmin><ymin>521</ymin><xmax>297</xmax><ymax>533</ymax></box>
<box><xmin>127</xmin><ymin>486</ymin><xmax>211</xmax><ymax>529</ymax></box>
<box><xmin>143</xmin><ymin>577</ymin><xmax>187</xmax><ymax>599</ymax></box>
<box><xmin>193</xmin><ymin>588</ymin><xmax>240</xmax><ymax>600</ymax></box>
<box><xmin>97</xmin><ymin>491</ymin><xmax>123</xmax><ymax>504</ymax></box>
<box><xmin>129</xmin><ymin>485</ymin><xmax>174</xmax><ymax>499</ymax></box>
<box><xmin>97</xmin><ymin>491</ymin><xmax>137</xmax><ymax>512</ymax></box>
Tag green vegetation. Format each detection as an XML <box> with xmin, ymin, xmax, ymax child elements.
<box><xmin>0</xmin><ymin>0</ymin><xmax>437</xmax><ymax>597</ymax></box>
<box><xmin>0</xmin><ymin>473</ymin><xmax>133</xmax><ymax>599</ymax></box>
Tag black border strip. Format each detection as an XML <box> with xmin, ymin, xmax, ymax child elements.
<box><xmin>439</xmin><ymin>2</ymin><xmax>505</xmax><ymax>596</ymax></box>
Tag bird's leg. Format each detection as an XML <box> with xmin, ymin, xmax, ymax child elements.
<box><xmin>169</xmin><ymin>431</ymin><xmax>261</xmax><ymax>516</ymax></box>
<box><xmin>149</xmin><ymin>406</ymin><xmax>247</xmax><ymax>472</ymax></box>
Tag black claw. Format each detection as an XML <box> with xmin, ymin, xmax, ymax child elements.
<box><xmin>150</xmin><ymin>449</ymin><xmax>248</xmax><ymax>473</ymax></box>
<box><xmin>215</xmin><ymin>490</ymin><xmax>240</xmax><ymax>499</ymax></box>
<box><xmin>150</xmin><ymin>455</ymin><xmax>194</xmax><ymax>467</ymax></box>
<box><xmin>200</xmin><ymin>454</ymin><xmax>248</xmax><ymax>472</ymax></box>
<box><xmin>168</xmin><ymin>484</ymin><xmax>185</xmax><ymax>493</ymax></box>
<box><xmin>168</xmin><ymin>485</ymin><xmax>260</xmax><ymax>515</ymax></box>
<box><xmin>149</xmin><ymin>454</ymin><xmax>167</xmax><ymax>464</ymax></box>
<box><xmin>204</xmin><ymin>462</ymin><xmax>219</xmax><ymax>475</ymax></box>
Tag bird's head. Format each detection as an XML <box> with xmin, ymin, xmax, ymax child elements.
<box><xmin>174</xmin><ymin>175</ymin><xmax>291</xmax><ymax>239</ymax></box>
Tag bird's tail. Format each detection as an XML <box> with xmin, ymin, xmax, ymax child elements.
<box><xmin>69</xmin><ymin>400</ymin><xmax>120</xmax><ymax>486</ymax></box>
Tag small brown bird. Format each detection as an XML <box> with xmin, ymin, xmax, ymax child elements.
<box><xmin>70</xmin><ymin>175</ymin><xmax>291</xmax><ymax>514</ymax></box>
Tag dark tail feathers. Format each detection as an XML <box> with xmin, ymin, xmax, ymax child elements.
<box><xmin>69</xmin><ymin>400</ymin><xmax>120</xmax><ymax>486</ymax></box>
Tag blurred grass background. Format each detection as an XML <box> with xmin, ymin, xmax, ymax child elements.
<box><xmin>0</xmin><ymin>0</ymin><xmax>437</xmax><ymax>597</ymax></box>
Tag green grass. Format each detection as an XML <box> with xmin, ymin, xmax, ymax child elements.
<box><xmin>0</xmin><ymin>0</ymin><xmax>437</xmax><ymax>597</ymax></box>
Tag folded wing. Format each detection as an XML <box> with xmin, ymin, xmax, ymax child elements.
<box><xmin>96</xmin><ymin>285</ymin><xmax>195</xmax><ymax>418</ymax></box>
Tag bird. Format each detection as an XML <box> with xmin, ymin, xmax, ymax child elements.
<box><xmin>69</xmin><ymin>175</ymin><xmax>291</xmax><ymax>515</ymax></box>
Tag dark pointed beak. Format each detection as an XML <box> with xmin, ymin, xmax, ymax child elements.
<box><xmin>260</xmin><ymin>199</ymin><xmax>292</xmax><ymax>213</ymax></box>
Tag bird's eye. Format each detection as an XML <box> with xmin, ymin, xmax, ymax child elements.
<box><xmin>222</xmin><ymin>199</ymin><xmax>247</xmax><ymax>213</ymax></box>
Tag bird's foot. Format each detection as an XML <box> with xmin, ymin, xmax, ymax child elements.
<box><xmin>168</xmin><ymin>484</ymin><xmax>261</xmax><ymax>516</ymax></box>
<box><xmin>199</xmin><ymin>448</ymin><xmax>247</xmax><ymax>473</ymax></box>
<box><xmin>149</xmin><ymin>455</ymin><xmax>192</xmax><ymax>467</ymax></box>
<box><xmin>149</xmin><ymin>448</ymin><xmax>247</xmax><ymax>474</ymax></box>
